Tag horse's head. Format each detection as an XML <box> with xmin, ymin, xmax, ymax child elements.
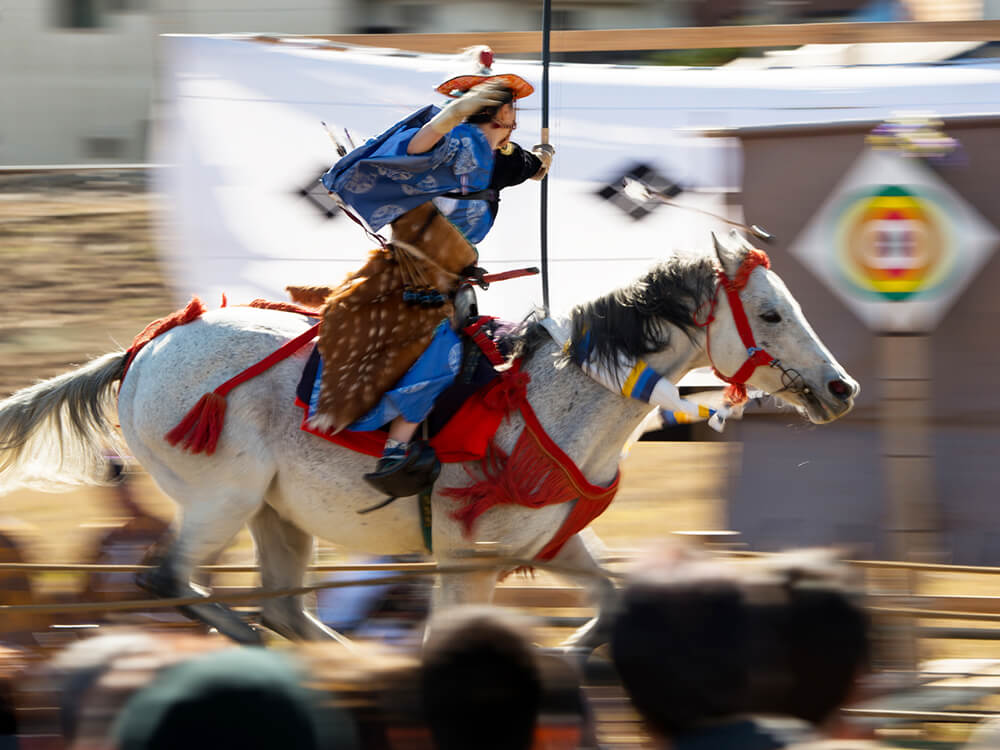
<box><xmin>703</xmin><ymin>231</ymin><xmax>859</xmax><ymax>424</ymax></box>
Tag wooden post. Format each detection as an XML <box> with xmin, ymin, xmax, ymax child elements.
<box><xmin>880</xmin><ymin>334</ymin><xmax>940</xmax><ymax>563</ymax></box>
<box><xmin>879</xmin><ymin>333</ymin><xmax>941</xmax><ymax>671</ymax></box>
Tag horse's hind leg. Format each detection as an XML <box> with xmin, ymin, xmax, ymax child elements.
<box><xmin>137</xmin><ymin>484</ymin><xmax>265</xmax><ymax>645</ymax></box>
<box><xmin>249</xmin><ymin>503</ymin><xmax>351</xmax><ymax>644</ymax></box>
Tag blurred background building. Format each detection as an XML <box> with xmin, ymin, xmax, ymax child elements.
<box><xmin>0</xmin><ymin>0</ymin><xmax>992</xmax><ymax>165</ymax></box>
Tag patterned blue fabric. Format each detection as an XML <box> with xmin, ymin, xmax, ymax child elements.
<box><xmin>321</xmin><ymin>105</ymin><xmax>498</xmax><ymax>243</ymax></box>
<box><xmin>307</xmin><ymin>320</ymin><xmax>463</xmax><ymax>430</ymax></box>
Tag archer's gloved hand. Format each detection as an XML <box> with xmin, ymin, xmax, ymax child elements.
<box><xmin>531</xmin><ymin>143</ymin><xmax>555</xmax><ymax>179</ymax></box>
<box><xmin>429</xmin><ymin>81</ymin><xmax>509</xmax><ymax>135</ymax></box>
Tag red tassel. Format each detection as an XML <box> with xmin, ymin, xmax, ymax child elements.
<box><xmin>165</xmin><ymin>391</ymin><xmax>228</xmax><ymax>455</ymax></box>
<box><xmin>122</xmin><ymin>298</ymin><xmax>207</xmax><ymax>383</ymax></box>
<box><xmin>724</xmin><ymin>383</ymin><xmax>749</xmax><ymax>406</ymax></box>
<box><xmin>443</xmin><ymin>434</ymin><xmax>577</xmax><ymax>536</ymax></box>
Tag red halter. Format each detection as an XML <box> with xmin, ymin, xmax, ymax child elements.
<box><xmin>694</xmin><ymin>249</ymin><xmax>773</xmax><ymax>406</ymax></box>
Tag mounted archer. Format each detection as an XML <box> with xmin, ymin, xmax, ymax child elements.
<box><xmin>288</xmin><ymin>48</ymin><xmax>554</xmax><ymax>498</ymax></box>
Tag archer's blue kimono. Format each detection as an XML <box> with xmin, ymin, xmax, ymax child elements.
<box><xmin>321</xmin><ymin>105</ymin><xmax>498</xmax><ymax>244</ymax></box>
<box><xmin>306</xmin><ymin>320</ymin><xmax>462</xmax><ymax>431</ymax></box>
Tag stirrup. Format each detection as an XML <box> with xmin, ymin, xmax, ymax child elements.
<box><xmin>453</xmin><ymin>283</ymin><xmax>479</xmax><ymax>329</ymax></box>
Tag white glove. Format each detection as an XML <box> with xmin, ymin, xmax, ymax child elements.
<box><xmin>531</xmin><ymin>143</ymin><xmax>555</xmax><ymax>178</ymax></box>
<box><xmin>429</xmin><ymin>81</ymin><xmax>509</xmax><ymax>135</ymax></box>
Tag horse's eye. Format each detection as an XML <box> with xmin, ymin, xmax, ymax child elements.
<box><xmin>760</xmin><ymin>311</ymin><xmax>782</xmax><ymax>324</ymax></box>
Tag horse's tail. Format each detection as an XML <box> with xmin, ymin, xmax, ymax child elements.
<box><xmin>0</xmin><ymin>350</ymin><xmax>128</xmax><ymax>493</ymax></box>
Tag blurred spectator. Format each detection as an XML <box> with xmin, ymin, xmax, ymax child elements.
<box><xmin>535</xmin><ymin>652</ymin><xmax>599</xmax><ymax>750</ymax></box>
<box><xmin>110</xmin><ymin>647</ymin><xmax>358</xmax><ymax>750</ymax></box>
<box><xmin>316</xmin><ymin>554</ymin><xmax>431</xmax><ymax>644</ymax></box>
<box><xmin>302</xmin><ymin>640</ymin><xmax>421</xmax><ymax>750</ymax></box>
<box><xmin>421</xmin><ymin>606</ymin><xmax>543</xmax><ymax>750</ymax></box>
<box><xmin>26</xmin><ymin>629</ymin><xmax>227</xmax><ymax>747</ymax></box>
<box><xmin>301</xmin><ymin>634</ymin><xmax>594</xmax><ymax>750</ymax></box>
<box><xmin>0</xmin><ymin>520</ymin><xmax>40</xmax><ymax>647</ymax></box>
<box><xmin>612</xmin><ymin>548</ymin><xmax>871</xmax><ymax>749</ymax></box>
<box><xmin>611</xmin><ymin>554</ymin><xmax>756</xmax><ymax>746</ymax></box>
<box><xmin>0</xmin><ymin>646</ymin><xmax>26</xmax><ymax>750</ymax></box>
<box><xmin>80</xmin><ymin>458</ymin><xmax>170</xmax><ymax>613</ymax></box>
<box><xmin>745</xmin><ymin>551</ymin><xmax>871</xmax><ymax>732</ymax></box>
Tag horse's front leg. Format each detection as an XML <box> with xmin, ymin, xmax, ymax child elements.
<box><xmin>249</xmin><ymin>503</ymin><xmax>352</xmax><ymax>644</ymax></box>
<box><xmin>551</xmin><ymin>530</ymin><xmax>619</xmax><ymax>655</ymax></box>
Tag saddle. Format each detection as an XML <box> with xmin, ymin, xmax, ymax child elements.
<box><xmin>287</xmin><ymin>203</ymin><xmax>478</xmax><ymax>432</ymax></box>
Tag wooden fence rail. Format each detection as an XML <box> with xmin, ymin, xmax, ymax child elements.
<box><xmin>290</xmin><ymin>20</ymin><xmax>1000</xmax><ymax>54</ymax></box>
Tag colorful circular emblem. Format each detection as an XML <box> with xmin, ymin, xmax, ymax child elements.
<box><xmin>833</xmin><ymin>185</ymin><xmax>954</xmax><ymax>301</ymax></box>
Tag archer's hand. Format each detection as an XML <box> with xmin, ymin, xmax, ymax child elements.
<box><xmin>531</xmin><ymin>143</ymin><xmax>555</xmax><ymax>179</ymax></box>
<box><xmin>429</xmin><ymin>81</ymin><xmax>509</xmax><ymax>135</ymax></box>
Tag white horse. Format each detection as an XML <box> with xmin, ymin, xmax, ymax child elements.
<box><xmin>0</xmin><ymin>233</ymin><xmax>858</xmax><ymax>647</ymax></box>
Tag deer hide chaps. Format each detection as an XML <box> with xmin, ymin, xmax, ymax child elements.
<box><xmin>289</xmin><ymin>204</ymin><xmax>478</xmax><ymax>432</ymax></box>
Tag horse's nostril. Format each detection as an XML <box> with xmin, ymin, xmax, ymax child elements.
<box><xmin>828</xmin><ymin>379</ymin><xmax>851</xmax><ymax>400</ymax></box>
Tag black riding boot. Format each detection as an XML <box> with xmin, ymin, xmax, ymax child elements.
<box><xmin>363</xmin><ymin>440</ymin><xmax>441</xmax><ymax>498</ymax></box>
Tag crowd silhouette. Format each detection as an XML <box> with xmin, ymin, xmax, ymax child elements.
<box><xmin>0</xmin><ymin>543</ymin><xmax>917</xmax><ymax>750</ymax></box>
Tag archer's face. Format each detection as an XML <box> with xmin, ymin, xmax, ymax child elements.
<box><xmin>495</xmin><ymin>102</ymin><xmax>517</xmax><ymax>146</ymax></box>
<box><xmin>496</xmin><ymin>102</ymin><xmax>516</xmax><ymax>127</ymax></box>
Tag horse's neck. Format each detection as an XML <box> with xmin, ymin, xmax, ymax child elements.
<box><xmin>644</xmin><ymin>327</ymin><xmax>710</xmax><ymax>383</ymax></box>
<box><xmin>520</xmin><ymin>329</ymin><xmax>705</xmax><ymax>484</ymax></box>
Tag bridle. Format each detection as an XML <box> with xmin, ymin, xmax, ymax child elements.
<box><xmin>694</xmin><ymin>249</ymin><xmax>808</xmax><ymax>405</ymax></box>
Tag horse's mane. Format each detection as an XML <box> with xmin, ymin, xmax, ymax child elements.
<box><xmin>501</xmin><ymin>254</ymin><xmax>718</xmax><ymax>371</ymax></box>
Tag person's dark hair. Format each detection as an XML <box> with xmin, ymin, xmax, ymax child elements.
<box><xmin>420</xmin><ymin>607</ymin><xmax>542</xmax><ymax>750</ymax></box>
<box><xmin>466</xmin><ymin>85</ymin><xmax>515</xmax><ymax>124</ymax></box>
<box><xmin>611</xmin><ymin>575</ymin><xmax>751</xmax><ymax>737</ymax></box>
<box><xmin>0</xmin><ymin>647</ymin><xmax>22</xmax><ymax>742</ymax></box>
<box><xmin>112</xmin><ymin>648</ymin><xmax>358</xmax><ymax>750</ymax></box>
<box><xmin>784</xmin><ymin>586</ymin><xmax>869</xmax><ymax>724</ymax></box>
<box><xmin>612</xmin><ymin>551</ymin><xmax>870</xmax><ymax>740</ymax></box>
<box><xmin>746</xmin><ymin>556</ymin><xmax>871</xmax><ymax>725</ymax></box>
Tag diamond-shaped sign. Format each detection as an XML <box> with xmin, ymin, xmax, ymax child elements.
<box><xmin>596</xmin><ymin>163</ymin><xmax>681</xmax><ymax>221</ymax></box>
<box><xmin>788</xmin><ymin>149</ymin><xmax>999</xmax><ymax>332</ymax></box>
<box><xmin>298</xmin><ymin>167</ymin><xmax>341</xmax><ymax>219</ymax></box>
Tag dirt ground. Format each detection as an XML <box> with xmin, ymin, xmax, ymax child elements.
<box><xmin>0</xmin><ymin>171</ymin><xmax>175</xmax><ymax>396</ymax></box>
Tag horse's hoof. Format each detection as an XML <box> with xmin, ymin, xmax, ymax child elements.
<box><xmin>182</xmin><ymin>601</ymin><xmax>263</xmax><ymax>645</ymax></box>
<box><xmin>261</xmin><ymin>613</ymin><xmax>353</xmax><ymax>645</ymax></box>
<box><xmin>135</xmin><ymin>568</ymin><xmax>179</xmax><ymax>598</ymax></box>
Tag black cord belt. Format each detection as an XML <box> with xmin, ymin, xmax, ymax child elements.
<box><xmin>439</xmin><ymin>189</ymin><xmax>498</xmax><ymax>201</ymax></box>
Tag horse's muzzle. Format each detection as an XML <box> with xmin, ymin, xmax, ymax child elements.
<box><xmin>801</xmin><ymin>373</ymin><xmax>859</xmax><ymax>423</ymax></box>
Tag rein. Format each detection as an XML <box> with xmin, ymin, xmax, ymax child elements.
<box><xmin>693</xmin><ymin>249</ymin><xmax>805</xmax><ymax>405</ymax></box>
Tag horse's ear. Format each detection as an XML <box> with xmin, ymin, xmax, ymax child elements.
<box><xmin>712</xmin><ymin>231</ymin><xmax>742</xmax><ymax>276</ymax></box>
<box><xmin>728</xmin><ymin>228</ymin><xmax>764</xmax><ymax>257</ymax></box>
<box><xmin>712</xmin><ymin>231</ymin><xmax>725</xmax><ymax>262</ymax></box>
<box><xmin>728</xmin><ymin>227</ymin><xmax>753</xmax><ymax>250</ymax></box>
